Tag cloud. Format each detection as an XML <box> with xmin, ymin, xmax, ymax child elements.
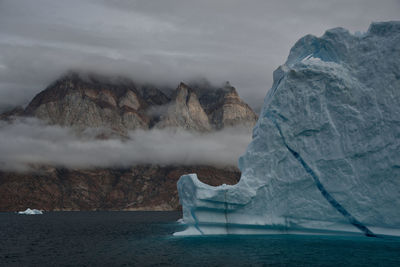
<box><xmin>145</xmin><ymin>103</ymin><xmax>172</xmax><ymax>117</ymax></box>
<box><xmin>0</xmin><ymin>118</ymin><xmax>252</xmax><ymax>171</ymax></box>
<box><xmin>0</xmin><ymin>0</ymin><xmax>399</xmax><ymax>112</ymax></box>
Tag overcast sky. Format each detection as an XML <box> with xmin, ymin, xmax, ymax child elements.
<box><xmin>0</xmin><ymin>0</ymin><xmax>399</xmax><ymax>111</ymax></box>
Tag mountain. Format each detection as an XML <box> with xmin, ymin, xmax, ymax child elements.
<box><xmin>0</xmin><ymin>72</ymin><xmax>257</xmax><ymax>211</ymax></box>
<box><xmin>154</xmin><ymin>82</ymin><xmax>212</xmax><ymax>131</ymax></box>
<box><xmin>21</xmin><ymin>72</ymin><xmax>257</xmax><ymax>135</ymax></box>
<box><xmin>0</xmin><ymin>165</ymin><xmax>239</xmax><ymax>211</ymax></box>
<box><xmin>176</xmin><ymin>21</ymin><xmax>400</xmax><ymax>236</ymax></box>
<box><xmin>24</xmin><ymin>72</ymin><xmax>162</xmax><ymax>135</ymax></box>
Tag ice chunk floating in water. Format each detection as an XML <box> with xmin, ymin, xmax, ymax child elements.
<box><xmin>175</xmin><ymin>21</ymin><xmax>400</xmax><ymax>237</ymax></box>
<box><xmin>18</xmin><ymin>208</ymin><xmax>43</xmax><ymax>215</ymax></box>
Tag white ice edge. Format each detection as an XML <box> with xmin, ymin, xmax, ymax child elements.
<box><xmin>17</xmin><ymin>208</ymin><xmax>43</xmax><ymax>215</ymax></box>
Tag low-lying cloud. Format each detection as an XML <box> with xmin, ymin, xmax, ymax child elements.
<box><xmin>0</xmin><ymin>118</ymin><xmax>253</xmax><ymax>172</ymax></box>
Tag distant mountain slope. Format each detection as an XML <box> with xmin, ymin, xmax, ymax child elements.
<box><xmin>0</xmin><ymin>72</ymin><xmax>257</xmax><ymax>211</ymax></box>
<box><xmin>20</xmin><ymin>72</ymin><xmax>257</xmax><ymax>135</ymax></box>
<box><xmin>0</xmin><ymin>165</ymin><xmax>240</xmax><ymax>211</ymax></box>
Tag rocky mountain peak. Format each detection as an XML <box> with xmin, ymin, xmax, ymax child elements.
<box><xmin>4</xmin><ymin>72</ymin><xmax>258</xmax><ymax>135</ymax></box>
<box><xmin>174</xmin><ymin>82</ymin><xmax>193</xmax><ymax>103</ymax></box>
<box><xmin>23</xmin><ymin>72</ymin><xmax>151</xmax><ymax>135</ymax></box>
<box><xmin>154</xmin><ymin>82</ymin><xmax>212</xmax><ymax>131</ymax></box>
<box><xmin>177</xmin><ymin>82</ymin><xmax>190</xmax><ymax>90</ymax></box>
<box><xmin>222</xmin><ymin>81</ymin><xmax>239</xmax><ymax>96</ymax></box>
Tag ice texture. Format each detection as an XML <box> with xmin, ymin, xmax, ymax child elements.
<box><xmin>175</xmin><ymin>21</ymin><xmax>400</xmax><ymax>237</ymax></box>
<box><xmin>18</xmin><ymin>208</ymin><xmax>43</xmax><ymax>215</ymax></box>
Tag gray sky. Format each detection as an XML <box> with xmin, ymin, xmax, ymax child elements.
<box><xmin>0</xmin><ymin>0</ymin><xmax>399</xmax><ymax>111</ymax></box>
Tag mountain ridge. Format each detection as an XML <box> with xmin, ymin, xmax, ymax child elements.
<box><xmin>0</xmin><ymin>71</ymin><xmax>257</xmax><ymax>211</ymax></box>
<box><xmin>8</xmin><ymin>71</ymin><xmax>258</xmax><ymax>136</ymax></box>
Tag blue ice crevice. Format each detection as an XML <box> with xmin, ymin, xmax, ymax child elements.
<box><xmin>266</xmin><ymin>112</ymin><xmax>376</xmax><ymax>237</ymax></box>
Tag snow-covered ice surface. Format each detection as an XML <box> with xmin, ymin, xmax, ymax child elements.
<box><xmin>18</xmin><ymin>208</ymin><xmax>43</xmax><ymax>215</ymax></box>
<box><xmin>175</xmin><ymin>21</ymin><xmax>400</xmax><ymax>237</ymax></box>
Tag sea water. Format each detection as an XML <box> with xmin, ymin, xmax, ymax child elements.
<box><xmin>1</xmin><ymin>211</ymin><xmax>399</xmax><ymax>266</ymax></box>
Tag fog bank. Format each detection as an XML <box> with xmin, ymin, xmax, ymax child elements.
<box><xmin>0</xmin><ymin>118</ymin><xmax>252</xmax><ymax>171</ymax></box>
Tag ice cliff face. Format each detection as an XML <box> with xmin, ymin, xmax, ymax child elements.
<box><xmin>176</xmin><ymin>21</ymin><xmax>400</xmax><ymax>237</ymax></box>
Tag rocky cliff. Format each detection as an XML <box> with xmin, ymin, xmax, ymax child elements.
<box><xmin>22</xmin><ymin>72</ymin><xmax>257</xmax><ymax>135</ymax></box>
<box><xmin>24</xmin><ymin>73</ymin><xmax>161</xmax><ymax>135</ymax></box>
<box><xmin>0</xmin><ymin>165</ymin><xmax>240</xmax><ymax>211</ymax></box>
<box><xmin>154</xmin><ymin>82</ymin><xmax>212</xmax><ymax>131</ymax></box>
<box><xmin>0</xmin><ymin>72</ymin><xmax>257</xmax><ymax>211</ymax></box>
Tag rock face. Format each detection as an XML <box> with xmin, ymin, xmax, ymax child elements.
<box><xmin>24</xmin><ymin>73</ymin><xmax>159</xmax><ymax>135</ymax></box>
<box><xmin>155</xmin><ymin>83</ymin><xmax>212</xmax><ymax>131</ymax></box>
<box><xmin>211</xmin><ymin>84</ymin><xmax>258</xmax><ymax>129</ymax></box>
<box><xmin>193</xmin><ymin>81</ymin><xmax>258</xmax><ymax>129</ymax></box>
<box><xmin>0</xmin><ymin>165</ymin><xmax>240</xmax><ymax>211</ymax></box>
<box><xmin>22</xmin><ymin>73</ymin><xmax>257</xmax><ymax>135</ymax></box>
<box><xmin>0</xmin><ymin>106</ymin><xmax>24</xmax><ymax>121</ymax></box>
<box><xmin>0</xmin><ymin>72</ymin><xmax>257</xmax><ymax>211</ymax></box>
<box><xmin>176</xmin><ymin>22</ymin><xmax>400</xmax><ymax>236</ymax></box>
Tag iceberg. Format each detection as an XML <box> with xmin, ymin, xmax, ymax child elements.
<box><xmin>175</xmin><ymin>21</ymin><xmax>400</xmax><ymax>237</ymax></box>
<box><xmin>18</xmin><ymin>208</ymin><xmax>43</xmax><ymax>215</ymax></box>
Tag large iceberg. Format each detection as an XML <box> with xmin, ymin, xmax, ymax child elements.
<box><xmin>175</xmin><ymin>21</ymin><xmax>400</xmax><ymax>237</ymax></box>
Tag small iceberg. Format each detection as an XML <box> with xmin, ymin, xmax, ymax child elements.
<box><xmin>18</xmin><ymin>208</ymin><xmax>43</xmax><ymax>215</ymax></box>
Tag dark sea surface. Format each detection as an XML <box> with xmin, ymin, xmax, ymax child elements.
<box><xmin>0</xmin><ymin>211</ymin><xmax>399</xmax><ymax>266</ymax></box>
